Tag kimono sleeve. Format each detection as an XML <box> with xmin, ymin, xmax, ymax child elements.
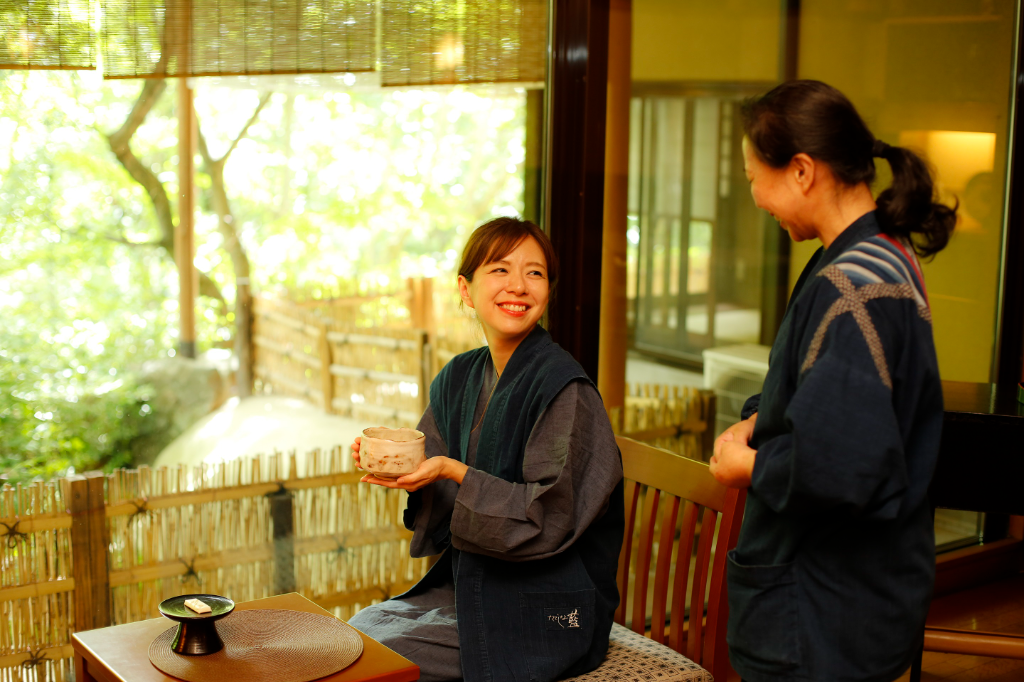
<box><xmin>405</xmin><ymin>405</ymin><xmax>460</xmax><ymax>557</ymax></box>
<box><xmin>449</xmin><ymin>380</ymin><xmax>622</xmax><ymax>561</ymax></box>
<box><xmin>750</xmin><ymin>291</ymin><xmax>910</xmax><ymax>520</ymax></box>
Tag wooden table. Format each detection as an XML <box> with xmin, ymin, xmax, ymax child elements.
<box><xmin>72</xmin><ymin>593</ymin><xmax>420</xmax><ymax>682</ymax></box>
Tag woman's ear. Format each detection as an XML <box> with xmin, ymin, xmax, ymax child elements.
<box><xmin>790</xmin><ymin>153</ymin><xmax>816</xmax><ymax>194</ymax></box>
<box><xmin>458</xmin><ymin>275</ymin><xmax>475</xmax><ymax>309</ymax></box>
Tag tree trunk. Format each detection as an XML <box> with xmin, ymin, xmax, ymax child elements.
<box><xmin>104</xmin><ymin>79</ymin><xmax>227</xmax><ymax>310</ymax></box>
<box><xmin>196</xmin><ymin>93</ymin><xmax>271</xmax><ymax>397</ymax></box>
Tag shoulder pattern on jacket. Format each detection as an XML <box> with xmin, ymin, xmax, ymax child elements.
<box><xmin>800</xmin><ymin>235</ymin><xmax>931</xmax><ymax>390</ymax></box>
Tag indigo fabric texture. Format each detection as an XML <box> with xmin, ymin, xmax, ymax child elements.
<box><xmin>349</xmin><ymin>326</ymin><xmax>624</xmax><ymax>682</ymax></box>
<box><xmin>728</xmin><ymin>211</ymin><xmax>943</xmax><ymax>682</ymax></box>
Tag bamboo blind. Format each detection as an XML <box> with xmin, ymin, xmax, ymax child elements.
<box><xmin>0</xmin><ymin>0</ymin><xmax>95</xmax><ymax>70</ymax></box>
<box><xmin>102</xmin><ymin>0</ymin><xmax>376</xmax><ymax>80</ymax></box>
<box><xmin>380</xmin><ymin>0</ymin><xmax>548</xmax><ymax>86</ymax></box>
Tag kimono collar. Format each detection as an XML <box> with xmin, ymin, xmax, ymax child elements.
<box><xmin>818</xmin><ymin>210</ymin><xmax>882</xmax><ymax>269</ymax></box>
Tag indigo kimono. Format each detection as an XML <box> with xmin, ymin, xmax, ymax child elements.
<box><xmin>727</xmin><ymin>211</ymin><xmax>943</xmax><ymax>682</ymax></box>
<box><xmin>352</xmin><ymin>326</ymin><xmax>624</xmax><ymax>682</ymax></box>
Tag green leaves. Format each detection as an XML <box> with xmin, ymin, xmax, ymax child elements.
<box><xmin>1</xmin><ymin>70</ymin><xmax>526</xmax><ymax>483</ymax></box>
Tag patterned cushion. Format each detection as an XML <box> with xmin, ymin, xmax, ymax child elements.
<box><xmin>564</xmin><ymin>622</ymin><xmax>713</xmax><ymax>681</ymax></box>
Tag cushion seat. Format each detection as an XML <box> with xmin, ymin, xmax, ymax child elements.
<box><xmin>565</xmin><ymin>622</ymin><xmax>713</xmax><ymax>682</ymax></box>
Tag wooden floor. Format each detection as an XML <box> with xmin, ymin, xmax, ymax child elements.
<box><xmin>892</xmin><ymin>575</ymin><xmax>1024</xmax><ymax>682</ymax></box>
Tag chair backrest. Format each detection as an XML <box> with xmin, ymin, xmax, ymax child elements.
<box><xmin>614</xmin><ymin>435</ymin><xmax>747</xmax><ymax>679</ymax></box>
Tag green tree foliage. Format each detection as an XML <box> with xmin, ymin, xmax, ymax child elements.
<box><xmin>1</xmin><ymin>69</ymin><xmax>525</xmax><ymax>483</ymax></box>
<box><xmin>193</xmin><ymin>82</ymin><xmax>526</xmax><ymax>299</ymax></box>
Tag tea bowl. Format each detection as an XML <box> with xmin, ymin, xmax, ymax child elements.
<box><xmin>360</xmin><ymin>427</ymin><xmax>426</xmax><ymax>480</ymax></box>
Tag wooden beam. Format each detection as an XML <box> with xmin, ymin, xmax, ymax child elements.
<box><xmin>597</xmin><ymin>0</ymin><xmax>631</xmax><ymax>411</ymax></box>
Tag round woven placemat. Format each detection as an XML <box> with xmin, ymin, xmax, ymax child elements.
<box><xmin>149</xmin><ymin>609</ymin><xmax>363</xmax><ymax>682</ymax></box>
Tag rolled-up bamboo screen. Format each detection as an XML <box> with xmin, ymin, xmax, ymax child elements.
<box><xmin>102</xmin><ymin>0</ymin><xmax>376</xmax><ymax>79</ymax></box>
<box><xmin>381</xmin><ymin>0</ymin><xmax>547</xmax><ymax>86</ymax></box>
<box><xmin>0</xmin><ymin>0</ymin><xmax>95</xmax><ymax>70</ymax></box>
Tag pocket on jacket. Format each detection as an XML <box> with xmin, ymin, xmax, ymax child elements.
<box><xmin>519</xmin><ymin>589</ymin><xmax>596</xmax><ymax>682</ymax></box>
<box><xmin>726</xmin><ymin>550</ymin><xmax>801</xmax><ymax>670</ymax></box>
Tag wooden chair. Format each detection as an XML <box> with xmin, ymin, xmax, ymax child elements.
<box><xmin>567</xmin><ymin>436</ymin><xmax>747</xmax><ymax>682</ymax></box>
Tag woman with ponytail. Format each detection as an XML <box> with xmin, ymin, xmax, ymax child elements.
<box><xmin>709</xmin><ymin>80</ymin><xmax>955</xmax><ymax>682</ymax></box>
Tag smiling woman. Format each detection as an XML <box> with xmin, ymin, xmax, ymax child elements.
<box><xmin>346</xmin><ymin>217</ymin><xmax>625</xmax><ymax>682</ymax></box>
<box><xmin>455</xmin><ymin>217</ymin><xmax>555</xmax><ymax>372</ymax></box>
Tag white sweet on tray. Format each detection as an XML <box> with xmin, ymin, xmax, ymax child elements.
<box><xmin>184</xmin><ymin>598</ymin><xmax>212</xmax><ymax>614</ymax></box>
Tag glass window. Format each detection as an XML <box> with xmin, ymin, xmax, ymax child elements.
<box><xmin>794</xmin><ymin>0</ymin><xmax>1014</xmax><ymax>385</ymax></box>
<box><xmin>794</xmin><ymin>0</ymin><xmax>1017</xmax><ymax>550</ymax></box>
<box><xmin>624</xmin><ymin>0</ymin><xmax>783</xmax><ymax>439</ymax></box>
<box><xmin>621</xmin><ymin>0</ymin><xmax>1016</xmax><ymax>549</ymax></box>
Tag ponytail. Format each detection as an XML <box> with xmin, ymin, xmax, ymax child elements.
<box><xmin>742</xmin><ymin>80</ymin><xmax>957</xmax><ymax>259</ymax></box>
<box><xmin>873</xmin><ymin>145</ymin><xmax>956</xmax><ymax>259</ymax></box>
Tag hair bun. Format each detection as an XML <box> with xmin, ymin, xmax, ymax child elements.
<box><xmin>872</xmin><ymin>139</ymin><xmax>891</xmax><ymax>158</ymax></box>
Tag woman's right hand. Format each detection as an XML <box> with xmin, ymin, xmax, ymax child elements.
<box><xmin>716</xmin><ymin>412</ymin><xmax>758</xmax><ymax>449</ymax></box>
<box><xmin>350</xmin><ymin>436</ymin><xmax>363</xmax><ymax>470</ymax></box>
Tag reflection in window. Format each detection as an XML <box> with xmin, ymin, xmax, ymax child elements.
<box><xmin>627</xmin><ymin>91</ymin><xmax>766</xmax><ymax>364</ymax></box>
<box><xmin>795</xmin><ymin>0</ymin><xmax>1016</xmax><ymax>549</ymax></box>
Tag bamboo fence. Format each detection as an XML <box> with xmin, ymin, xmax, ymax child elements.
<box><xmin>609</xmin><ymin>383</ymin><xmax>716</xmax><ymax>461</ymax></box>
<box><xmin>0</xmin><ymin>450</ymin><xmax>427</xmax><ymax>682</ymax></box>
<box><xmin>253</xmin><ymin>296</ymin><xmax>429</xmax><ymax>428</ymax></box>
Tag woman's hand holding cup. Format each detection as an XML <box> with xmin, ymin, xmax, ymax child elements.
<box><xmin>350</xmin><ymin>436</ymin><xmax>363</xmax><ymax>470</ymax></box>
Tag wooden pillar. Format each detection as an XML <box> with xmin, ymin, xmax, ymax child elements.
<box><xmin>546</xmin><ymin>0</ymin><xmax>611</xmax><ymax>381</ymax></box>
<box><xmin>177</xmin><ymin>77</ymin><xmax>197</xmax><ymax>359</ymax></box>
<box><xmin>523</xmin><ymin>89</ymin><xmax>545</xmax><ymax>225</ymax></box>
<box><xmin>69</xmin><ymin>472</ymin><xmax>110</xmax><ymax>632</ymax></box>
<box><xmin>597</xmin><ymin>0</ymin><xmax>631</xmax><ymax>412</ymax></box>
<box><xmin>268</xmin><ymin>489</ymin><xmax>296</xmax><ymax>594</ymax></box>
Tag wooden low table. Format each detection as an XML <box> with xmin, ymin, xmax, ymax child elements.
<box><xmin>72</xmin><ymin>593</ymin><xmax>420</xmax><ymax>682</ymax></box>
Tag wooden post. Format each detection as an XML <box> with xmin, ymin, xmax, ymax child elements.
<box><xmin>177</xmin><ymin>77</ymin><xmax>197</xmax><ymax>359</ymax></box>
<box><xmin>319</xmin><ymin>324</ymin><xmax>334</xmax><ymax>414</ymax></box>
<box><xmin>69</xmin><ymin>472</ymin><xmax>110</xmax><ymax>632</ymax></box>
<box><xmin>700</xmin><ymin>391</ymin><xmax>717</xmax><ymax>462</ymax></box>
<box><xmin>408</xmin><ymin>278</ymin><xmax>423</xmax><ymax>329</ymax></box>
<box><xmin>545</xmin><ymin>0</ymin><xmax>610</xmax><ymax>381</ymax></box>
<box><xmin>597</xmin><ymin>0</ymin><xmax>631</xmax><ymax>412</ymax></box>
<box><xmin>420</xmin><ymin>277</ymin><xmax>435</xmax><ymax>343</ymax></box>
<box><xmin>419</xmin><ymin>329</ymin><xmax>430</xmax><ymax>414</ymax></box>
<box><xmin>523</xmin><ymin>89</ymin><xmax>545</xmax><ymax>224</ymax></box>
<box><xmin>268</xmin><ymin>489</ymin><xmax>296</xmax><ymax>594</ymax></box>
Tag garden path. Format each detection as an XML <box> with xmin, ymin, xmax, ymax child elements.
<box><xmin>154</xmin><ymin>395</ymin><xmax>364</xmax><ymax>475</ymax></box>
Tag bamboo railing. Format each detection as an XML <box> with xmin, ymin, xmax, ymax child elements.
<box><xmin>0</xmin><ymin>449</ymin><xmax>427</xmax><ymax>681</ymax></box>
<box><xmin>609</xmin><ymin>383</ymin><xmax>716</xmax><ymax>461</ymax></box>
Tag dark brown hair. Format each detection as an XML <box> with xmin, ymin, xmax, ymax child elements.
<box><xmin>741</xmin><ymin>80</ymin><xmax>956</xmax><ymax>258</ymax></box>
<box><xmin>458</xmin><ymin>217</ymin><xmax>558</xmax><ymax>285</ymax></box>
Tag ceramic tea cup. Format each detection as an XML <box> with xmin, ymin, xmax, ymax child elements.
<box><xmin>360</xmin><ymin>427</ymin><xmax>426</xmax><ymax>480</ymax></box>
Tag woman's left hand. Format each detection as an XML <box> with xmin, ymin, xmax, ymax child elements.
<box><xmin>709</xmin><ymin>432</ymin><xmax>756</xmax><ymax>488</ymax></box>
<box><xmin>361</xmin><ymin>457</ymin><xmax>469</xmax><ymax>492</ymax></box>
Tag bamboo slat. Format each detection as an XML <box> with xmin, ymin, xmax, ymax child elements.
<box><xmin>0</xmin><ymin>514</ymin><xmax>72</xmax><ymax>535</ymax></box>
<box><xmin>0</xmin><ymin>580</ymin><xmax>74</xmax><ymax>604</ymax></box>
<box><xmin>608</xmin><ymin>383</ymin><xmax>715</xmax><ymax>461</ymax></box>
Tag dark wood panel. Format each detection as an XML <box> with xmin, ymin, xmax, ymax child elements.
<box><xmin>997</xmin><ymin>13</ymin><xmax>1024</xmax><ymax>388</ymax></box>
<box><xmin>545</xmin><ymin>0</ymin><xmax>610</xmax><ymax>381</ymax></box>
<box><xmin>931</xmin><ymin>381</ymin><xmax>1024</xmax><ymax>516</ymax></box>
